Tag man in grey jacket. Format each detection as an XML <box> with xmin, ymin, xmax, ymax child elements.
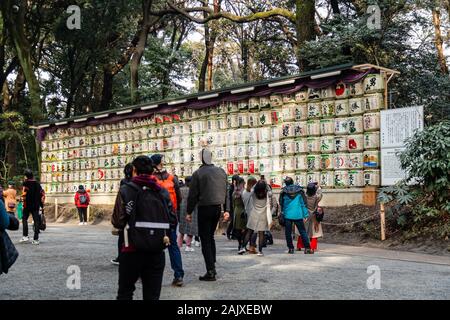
<box><xmin>186</xmin><ymin>148</ymin><xmax>229</xmax><ymax>281</ymax></box>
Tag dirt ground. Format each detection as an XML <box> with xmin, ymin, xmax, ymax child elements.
<box><xmin>44</xmin><ymin>203</ymin><xmax>450</xmax><ymax>257</ymax></box>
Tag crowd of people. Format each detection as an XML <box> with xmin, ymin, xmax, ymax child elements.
<box><xmin>110</xmin><ymin>148</ymin><xmax>324</xmax><ymax>300</ymax></box>
<box><xmin>0</xmin><ymin>148</ymin><xmax>324</xmax><ymax>300</ymax></box>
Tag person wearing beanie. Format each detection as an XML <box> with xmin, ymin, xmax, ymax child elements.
<box><xmin>186</xmin><ymin>148</ymin><xmax>230</xmax><ymax>281</ymax></box>
<box><xmin>150</xmin><ymin>154</ymin><xmax>184</xmax><ymax>287</ymax></box>
<box><xmin>74</xmin><ymin>185</ymin><xmax>90</xmax><ymax>226</ymax></box>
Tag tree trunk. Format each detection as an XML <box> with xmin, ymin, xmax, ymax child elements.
<box><xmin>100</xmin><ymin>70</ymin><xmax>114</xmax><ymax>111</ymax></box>
<box><xmin>198</xmin><ymin>2</ymin><xmax>210</xmax><ymax>93</ymax></box>
<box><xmin>296</xmin><ymin>0</ymin><xmax>316</xmax><ymax>71</ymax></box>
<box><xmin>432</xmin><ymin>7</ymin><xmax>449</xmax><ymax>74</ymax></box>
<box><xmin>1</xmin><ymin>0</ymin><xmax>42</xmax><ymax>121</ymax></box>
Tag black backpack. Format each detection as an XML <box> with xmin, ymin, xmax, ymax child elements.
<box><xmin>122</xmin><ymin>182</ymin><xmax>170</xmax><ymax>253</ymax></box>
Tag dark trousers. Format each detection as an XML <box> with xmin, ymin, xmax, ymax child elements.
<box><xmin>117</xmin><ymin>251</ymin><xmax>165</xmax><ymax>300</ymax></box>
<box><xmin>22</xmin><ymin>208</ymin><xmax>40</xmax><ymax>240</ymax></box>
<box><xmin>233</xmin><ymin>228</ymin><xmax>246</xmax><ymax>250</ymax></box>
<box><xmin>117</xmin><ymin>231</ymin><xmax>124</xmax><ymax>260</ymax></box>
<box><xmin>198</xmin><ymin>205</ymin><xmax>221</xmax><ymax>272</ymax></box>
<box><xmin>77</xmin><ymin>207</ymin><xmax>87</xmax><ymax>222</ymax></box>
<box><xmin>226</xmin><ymin>211</ymin><xmax>234</xmax><ymax>238</ymax></box>
<box><xmin>285</xmin><ymin>219</ymin><xmax>310</xmax><ymax>250</ymax></box>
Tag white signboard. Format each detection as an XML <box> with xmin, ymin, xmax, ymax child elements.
<box><xmin>380</xmin><ymin>106</ymin><xmax>424</xmax><ymax>185</ymax></box>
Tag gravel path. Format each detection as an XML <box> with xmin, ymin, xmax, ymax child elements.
<box><xmin>1</xmin><ymin>224</ymin><xmax>449</xmax><ymax>300</ymax></box>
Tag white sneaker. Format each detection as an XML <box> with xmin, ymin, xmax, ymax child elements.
<box><xmin>185</xmin><ymin>246</ymin><xmax>195</xmax><ymax>252</ymax></box>
<box><xmin>257</xmin><ymin>252</ymin><xmax>264</xmax><ymax>256</ymax></box>
<box><xmin>31</xmin><ymin>240</ymin><xmax>40</xmax><ymax>245</ymax></box>
<box><xmin>78</xmin><ymin>222</ymin><xmax>83</xmax><ymax>226</ymax></box>
<box><xmin>19</xmin><ymin>236</ymin><xmax>30</xmax><ymax>243</ymax></box>
<box><xmin>194</xmin><ymin>241</ymin><xmax>200</xmax><ymax>247</ymax></box>
<box><xmin>83</xmin><ymin>222</ymin><xmax>88</xmax><ymax>225</ymax></box>
<box><xmin>238</xmin><ymin>248</ymin><xmax>246</xmax><ymax>255</ymax></box>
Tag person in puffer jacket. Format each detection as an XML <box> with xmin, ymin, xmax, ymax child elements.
<box><xmin>74</xmin><ymin>185</ymin><xmax>90</xmax><ymax>226</ymax></box>
<box><xmin>279</xmin><ymin>177</ymin><xmax>313</xmax><ymax>254</ymax></box>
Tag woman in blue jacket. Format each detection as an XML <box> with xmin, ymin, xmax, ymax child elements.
<box><xmin>279</xmin><ymin>177</ymin><xmax>313</xmax><ymax>254</ymax></box>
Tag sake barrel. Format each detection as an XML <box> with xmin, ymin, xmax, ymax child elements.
<box><xmin>333</xmin><ymin>153</ymin><xmax>349</xmax><ymax>169</ymax></box>
<box><xmin>281</xmin><ymin>122</ymin><xmax>295</xmax><ymax>139</ymax></box>
<box><xmin>348</xmin><ymin>170</ymin><xmax>364</xmax><ymax>187</ymax></box>
<box><xmin>248</xmin><ymin>143</ymin><xmax>258</xmax><ymax>158</ymax></box>
<box><xmin>226</xmin><ymin>161</ymin><xmax>235</xmax><ymax>175</ymax></box>
<box><xmin>270</xmin><ymin>141</ymin><xmax>281</xmax><ymax>156</ymax></box>
<box><xmin>236</xmin><ymin>129</ymin><xmax>249</xmax><ymax>144</ymax></box>
<box><xmin>347</xmin><ymin>153</ymin><xmax>364</xmax><ymax>169</ymax></box>
<box><xmin>294</xmin><ymin>172</ymin><xmax>307</xmax><ymax>187</ymax></box>
<box><xmin>306</xmin><ymin>171</ymin><xmax>321</xmax><ymax>185</ymax></box>
<box><xmin>248</xmin><ymin>112</ymin><xmax>259</xmax><ymax>128</ymax></box>
<box><xmin>307</xmin><ymin>102</ymin><xmax>322</xmax><ymax>119</ymax></box>
<box><xmin>226</xmin><ymin>131</ymin><xmax>237</xmax><ymax>145</ymax></box>
<box><xmin>320</xmin><ymin>136</ymin><xmax>335</xmax><ymax>153</ymax></box>
<box><xmin>237</xmin><ymin>159</ymin><xmax>248</xmax><ymax>175</ymax></box>
<box><xmin>321</xmin><ymin>86</ymin><xmax>335</xmax><ymax>100</ymax></box>
<box><xmin>248</xmin><ymin>130</ymin><xmax>258</xmax><ymax>144</ymax></box>
<box><xmin>348</xmin><ymin>81</ymin><xmax>364</xmax><ymax>96</ymax></box>
<box><xmin>320</xmin><ymin>119</ymin><xmax>334</xmax><ymax>135</ymax></box>
<box><xmin>347</xmin><ymin>134</ymin><xmax>364</xmax><ymax>152</ymax></box>
<box><xmin>295</xmin><ymin>155</ymin><xmax>307</xmax><ymax>171</ymax></box>
<box><xmin>363</xmin><ymin>93</ymin><xmax>383</xmax><ymax>112</ymax></box>
<box><xmin>363</xmin><ymin>112</ymin><xmax>380</xmax><ymax>131</ymax></box>
<box><xmin>216</xmin><ymin>132</ymin><xmax>227</xmax><ymax>146</ymax></box>
<box><xmin>294</xmin><ymin>121</ymin><xmax>307</xmax><ymax>137</ymax></box>
<box><xmin>308</xmin><ymin>88</ymin><xmax>321</xmax><ymax>100</ymax></box>
<box><xmin>320</xmin><ymin>171</ymin><xmax>335</xmax><ymax>188</ymax></box>
<box><xmin>258</xmin><ymin>110</ymin><xmax>272</xmax><ymax>126</ymax></box>
<box><xmin>363</xmin><ymin>151</ymin><xmax>380</xmax><ymax>168</ymax></box>
<box><xmin>238</xmin><ymin>113</ymin><xmax>249</xmax><ymax>128</ymax></box>
<box><xmin>347</xmin><ymin>116</ymin><xmax>364</xmax><ymax>134</ymax></box>
<box><xmin>349</xmin><ymin>98</ymin><xmax>364</xmax><ymax>116</ymax></box>
<box><xmin>306</xmin><ymin>155</ymin><xmax>320</xmax><ymax>171</ymax></box>
<box><xmin>249</xmin><ymin>97</ymin><xmax>260</xmax><ymax>109</ymax></box>
<box><xmin>258</xmin><ymin>127</ymin><xmax>271</xmax><ymax>143</ymax></box>
<box><xmin>334</xmin><ymin>170</ymin><xmax>349</xmax><ymax>188</ymax></box>
<box><xmin>226</xmin><ymin>144</ymin><xmax>236</xmax><ymax>159</ymax></box>
<box><xmin>294</xmin><ymin>104</ymin><xmax>308</xmax><ymax>121</ymax></box>
<box><xmin>272</xmin><ymin>157</ymin><xmax>283</xmax><ymax>173</ymax></box>
<box><xmin>269</xmin><ymin>174</ymin><xmax>283</xmax><ymax>189</ymax></box>
<box><xmin>227</xmin><ymin>101</ymin><xmax>239</xmax><ymax>113</ymax></box>
<box><xmin>238</xmin><ymin>100</ymin><xmax>248</xmax><ymax>111</ymax></box>
<box><xmin>207</xmin><ymin>106</ymin><xmax>218</xmax><ymax>116</ymax></box>
<box><xmin>334</xmin><ymin>118</ymin><xmax>348</xmax><ymax>135</ymax></box>
<box><xmin>215</xmin><ymin>147</ymin><xmax>226</xmax><ymax>161</ymax></box>
<box><xmin>282</xmin><ymin>156</ymin><xmax>296</xmax><ymax>172</ymax></box>
<box><xmin>280</xmin><ymin>139</ymin><xmax>295</xmax><ymax>156</ymax></box>
<box><xmin>259</xmin><ymin>158</ymin><xmax>272</xmax><ymax>174</ymax></box>
<box><xmin>217</xmin><ymin>116</ymin><xmax>227</xmax><ymax>131</ymax></box>
<box><xmin>282</xmin><ymin>103</ymin><xmax>296</xmax><ymax>121</ymax></box>
<box><xmin>236</xmin><ymin>144</ymin><xmax>247</xmax><ymax>159</ymax></box>
<box><xmin>335</xmin><ymin>82</ymin><xmax>349</xmax><ymax>99</ymax></box>
<box><xmin>364</xmin><ymin>131</ymin><xmax>380</xmax><ymax>150</ymax></box>
<box><xmin>295</xmin><ymin>88</ymin><xmax>309</xmax><ymax>103</ymax></box>
<box><xmin>206</xmin><ymin>117</ymin><xmax>217</xmax><ymax>131</ymax></box>
<box><xmin>260</xmin><ymin>96</ymin><xmax>271</xmax><ymax>109</ymax></box>
<box><xmin>320</xmin><ymin>154</ymin><xmax>334</xmax><ymax>170</ymax></box>
<box><xmin>271</xmin><ymin>108</ymin><xmax>283</xmax><ymax>125</ymax></box>
<box><xmin>270</xmin><ymin>95</ymin><xmax>283</xmax><ymax>107</ymax></box>
<box><xmin>364</xmin><ymin>169</ymin><xmax>380</xmax><ymax>186</ymax></box>
<box><xmin>247</xmin><ymin>158</ymin><xmax>258</xmax><ymax>175</ymax></box>
<box><xmin>270</xmin><ymin>125</ymin><xmax>281</xmax><ymax>141</ymax></box>
<box><xmin>363</xmin><ymin>74</ymin><xmax>384</xmax><ymax>93</ymax></box>
<box><xmin>321</xmin><ymin>101</ymin><xmax>335</xmax><ymax>118</ymax></box>
<box><xmin>295</xmin><ymin>138</ymin><xmax>307</xmax><ymax>154</ymax></box>
<box><xmin>307</xmin><ymin>137</ymin><xmax>321</xmax><ymax>153</ymax></box>
<box><xmin>217</xmin><ymin>102</ymin><xmax>226</xmax><ymax>115</ymax></box>
<box><xmin>306</xmin><ymin>120</ymin><xmax>320</xmax><ymax>136</ymax></box>
<box><xmin>333</xmin><ymin>136</ymin><xmax>347</xmax><ymax>153</ymax></box>
<box><xmin>282</xmin><ymin>93</ymin><xmax>296</xmax><ymax>104</ymax></box>
<box><xmin>227</xmin><ymin>113</ymin><xmax>239</xmax><ymax>129</ymax></box>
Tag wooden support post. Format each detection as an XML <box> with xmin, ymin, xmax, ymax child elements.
<box><xmin>380</xmin><ymin>202</ymin><xmax>386</xmax><ymax>241</ymax></box>
<box><xmin>55</xmin><ymin>198</ymin><xmax>58</xmax><ymax>222</ymax></box>
<box><xmin>87</xmin><ymin>205</ymin><xmax>90</xmax><ymax>223</ymax></box>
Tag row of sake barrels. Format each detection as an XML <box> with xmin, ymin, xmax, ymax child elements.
<box><xmin>291</xmin><ymin>170</ymin><xmax>380</xmax><ymax>188</ymax></box>
<box><xmin>43</xmin><ymin>181</ymin><xmax>121</xmax><ymax>194</ymax></box>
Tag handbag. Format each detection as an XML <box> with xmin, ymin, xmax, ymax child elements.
<box><xmin>8</xmin><ymin>203</ymin><xmax>16</xmax><ymax>209</ymax></box>
<box><xmin>278</xmin><ymin>214</ymin><xmax>285</xmax><ymax>227</ymax></box>
<box><xmin>39</xmin><ymin>209</ymin><xmax>47</xmax><ymax>231</ymax></box>
<box><xmin>0</xmin><ymin>230</ymin><xmax>19</xmax><ymax>274</ymax></box>
<box><xmin>314</xmin><ymin>206</ymin><xmax>324</xmax><ymax>222</ymax></box>
<box><xmin>7</xmin><ymin>214</ymin><xmax>19</xmax><ymax>231</ymax></box>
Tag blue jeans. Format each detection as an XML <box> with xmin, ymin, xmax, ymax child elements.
<box><xmin>284</xmin><ymin>219</ymin><xmax>310</xmax><ymax>250</ymax></box>
<box><xmin>168</xmin><ymin>228</ymin><xmax>184</xmax><ymax>279</ymax></box>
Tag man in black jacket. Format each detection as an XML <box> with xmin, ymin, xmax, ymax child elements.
<box><xmin>186</xmin><ymin>148</ymin><xmax>229</xmax><ymax>281</ymax></box>
<box><xmin>20</xmin><ymin>170</ymin><xmax>43</xmax><ymax>245</ymax></box>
